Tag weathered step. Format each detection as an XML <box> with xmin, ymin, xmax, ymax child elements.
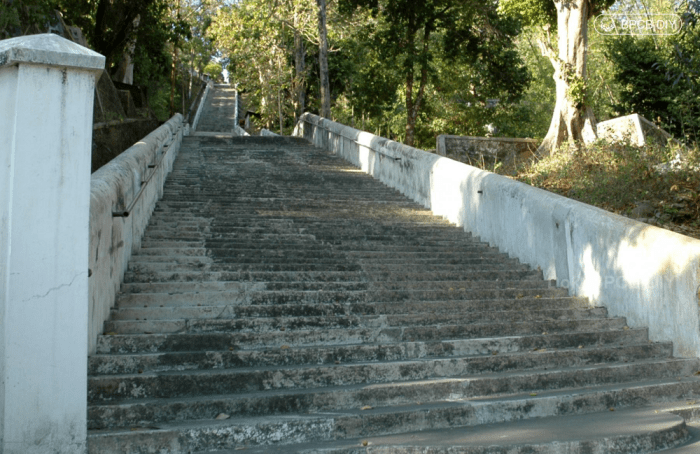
<box><xmin>137</xmin><ymin>241</ymin><xmax>496</xmax><ymax>254</ymax></box>
<box><xmin>130</xmin><ymin>248</ymin><xmax>510</xmax><ymax>264</ymax></box>
<box><xmin>89</xmin><ymin>344</ymin><xmax>688</xmax><ymax>405</ymax></box>
<box><xmin>116</xmin><ymin>285</ymin><xmax>563</xmax><ymax>305</ymax></box>
<box><xmin>124</xmin><ymin>258</ymin><xmax>528</xmax><ymax>281</ymax></box>
<box><xmin>96</xmin><ymin>316</ymin><xmax>631</xmax><ymax>354</ymax></box>
<box><xmin>147</xmin><ymin>213</ymin><xmax>450</xmax><ymax>224</ymax></box>
<box><xmin>137</xmin><ymin>237</ymin><xmax>491</xmax><ymax>250</ymax></box>
<box><xmin>88</xmin><ymin>343</ymin><xmax>679</xmax><ymax>429</ymax></box>
<box><xmin>88</xmin><ymin>377</ymin><xmax>700</xmax><ymax>453</ymax></box>
<box><xmin>89</xmin><ymin>328</ymin><xmax>651</xmax><ymax>375</ymax></box>
<box><xmin>230</xmin><ymin>406</ymin><xmax>690</xmax><ymax>454</ymax></box>
<box><xmin>109</xmin><ymin>300</ymin><xmax>604</xmax><ymax>322</ymax></box>
<box><xmin>123</xmin><ymin>279</ymin><xmax>370</xmax><ymax>293</ymax></box>
<box><xmin>113</xmin><ymin>296</ymin><xmax>589</xmax><ymax>319</ymax></box>
<box><xmin>102</xmin><ymin>310</ymin><xmax>625</xmax><ymax>338</ymax></box>
<box><xmin>123</xmin><ymin>270</ymin><xmax>365</xmax><ymax>284</ymax></box>
<box><xmin>147</xmin><ymin>218</ymin><xmax>456</xmax><ymax>230</ymax></box>
<box><xmin>104</xmin><ymin>307</ymin><xmax>609</xmax><ymax>335</ymax></box>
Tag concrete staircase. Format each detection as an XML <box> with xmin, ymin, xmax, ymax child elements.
<box><xmin>87</xmin><ymin>132</ymin><xmax>700</xmax><ymax>453</ymax></box>
<box><xmin>196</xmin><ymin>85</ymin><xmax>238</xmax><ymax>133</ymax></box>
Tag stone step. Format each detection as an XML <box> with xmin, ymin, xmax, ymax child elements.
<box><xmin>117</xmin><ymin>282</ymin><xmax>561</xmax><ymax>300</ymax></box>
<box><xmin>89</xmin><ymin>328</ymin><xmax>648</xmax><ymax>375</ymax></box>
<box><xmin>132</xmin><ymin>248</ymin><xmax>503</xmax><ymax>263</ymax></box>
<box><xmin>137</xmin><ymin>241</ymin><xmax>492</xmax><ymax>254</ymax></box>
<box><xmin>104</xmin><ymin>307</ymin><xmax>609</xmax><ymax>335</ymax></box>
<box><xmin>124</xmin><ymin>261</ymin><xmax>533</xmax><ymax>274</ymax></box>
<box><xmin>87</xmin><ymin>377</ymin><xmax>700</xmax><ymax>452</ymax></box>
<box><xmin>113</xmin><ymin>295</ymin><xmax>588</xmax><ymax>316</ymax></box>
<box><xmin>153</xmin><ymin>200</ymin><xmax>438</xmax><ymax>210</ymax></box>
<box><xmin>122</xmin><ymin>268</ymin><xmax>541</xmax><ymax>285</ymax></box>
<box><xmin>123</xmin><ymin>265</ymin><xmax>543</xmax><ymax>285</ymax></box>
<box><xmin>88</xmin><ymin>344</ymin><xmax>679</xmax><ymax>429</ymax></box>
<box><xmin>126</xmin><ymin>255</ymin><xmax>519</xmax><ymax>269</ymax></box>
<box><xmin>122</xmin><ymin>270</ymin><xmax>366</xmax><ymax>285</ymax></box>
<box><xmin>110</xmin><ymin>298</ymin><xmax>584</xmax><ymax>326</ymax></box>
<box><xmin>152</xmin><ymin>199</ymin><xmax>432</xmax><ymax>209</ymax></box>
<box><xmin>87</xmin><ymin>135</ymin><xmax>700</xmax><ymax>453</ymax></box>
<box><xmin>88</xmin><ymin>355</ymin><xmax>693</xmax><ymax>405</ymax></box>
<box><xmin>222</xmin><ymin>405</ymin><xmax>692</xmax><ymax>454</ymax></box>
<box><xmin>97</xmin><ymin>317</ymin><xmax>629</xmax><ymax>353</ymax></box>
<box><xmin>103</xmin><ymin>314</ymin><xmax>622</xmax><ymax>337</ymax></box>
<box><xmin>123</xmin><ymin>267</ymin><xmax>550</xmax><ymax>287</ymax></box>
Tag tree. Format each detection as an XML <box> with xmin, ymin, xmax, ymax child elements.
<box><xmin>212</xmin><ymin>0</ymin><xmax>297</xmax><ymax>131</ymax></box>
<box><xmin>1</xmin><ymin>0</ymin><xmax>56</xmax><ymax>38</ymax></box>
<box><xmin>317</xmin><ymin>0</ymin><xmax>331</xmax><ymax>118</ymax></box>
<box><xmin>601</xmin><ymin>2</ymin><xmax>700</xmax><ymax>144</ymax></box>
<box><xmin>500</xmin><ymin>0</ymin><xmax>615</xmax><ymax>154</ymax></box>
<box><xmin>339</xmin><ymin>0</ymin><xmax>528</xmax><ymax>147</ymax></box>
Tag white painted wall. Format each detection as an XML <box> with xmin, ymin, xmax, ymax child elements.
<box><xmin>0</xmin><ymin>34</ymin><xmax>104</xmax><ymax>454</ymax></box>
<box><xmin>192</xmin><ymin>81</ymin><xmax>213</xmax><ymax>131</ymax></box>
<box><xmin>295</xmin><ymin>113</ymin><xmax>700</xmax><ymax>359</ymax></box>
<box><xmin>260</xmin><ymin>128</ymin><xmax>280</xmax><ymax>137</ymax></box>
<box><xmin>89</xmin><ymin>113</ymin><xmax>184</xmax><ymax>355</ymax></box>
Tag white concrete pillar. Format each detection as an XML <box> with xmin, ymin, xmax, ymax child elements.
<box><xmin>0</xmin><ymin>34</ymin><xmax>104</xmax><ymax>454</ymax></box>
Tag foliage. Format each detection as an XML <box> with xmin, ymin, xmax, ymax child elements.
<box><xmin>601</xmin><ymin>3</ymin><xmax>700</xmax><ymax>144</ymax></box>
<box><xmin>0</xmin><ymin>0</ymin><xmax>56</xmax><ymax>38</ymax></box>
<box><xmin>496</xmin><ymin>27</ymin><xmax>555</xmax><ymax>139</ymax></box>
<box><xmin>507</xmin><ymin>139</ymin><xmax>700</xmax><ymax>237</ymax></box>
<box><xmin>203</xmin><ymin>61</ymin><xmax>223</xmax><ymax>81</ymax></box>
<box><xmin>336</xmin><ymin>0</ymin><xmax>529</xmax><ymax>146</ymax></box>
<box><xmin>499</xmin><ymin>0</ymin><xmax>614</xmax><ymax>29</ymax></box>
<box><xmin>211</xmin><ymin>0</ymin><xmax>298</xmax><ymax>132</ymax></box>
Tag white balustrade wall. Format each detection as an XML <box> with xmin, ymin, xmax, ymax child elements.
<box><xmin>295</xmin><ymin>112</ymin><xmax>700</xmax><ymax>361</ymax></box>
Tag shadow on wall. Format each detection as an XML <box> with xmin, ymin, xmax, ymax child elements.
<box><xmin>295</xmin><ymin>112</ymin><xmax>700</xmax><ymax>359</ymax></box>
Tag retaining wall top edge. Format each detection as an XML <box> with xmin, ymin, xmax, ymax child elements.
<box><xmin>439</xmin><ymin>134</ymin><xmax>538</xmax><ymax>143</ymax></box>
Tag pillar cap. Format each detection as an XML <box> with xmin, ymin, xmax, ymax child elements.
<box><xmin>0</xmin><ymin>33</ymin><xmax>105</xmax><ymax>72</ymax></box>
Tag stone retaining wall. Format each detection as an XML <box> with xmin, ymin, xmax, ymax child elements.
<box><xmin>437</xmin><ymin>135</ymin><xmax>538</xmax><ymax>167</ymax></box>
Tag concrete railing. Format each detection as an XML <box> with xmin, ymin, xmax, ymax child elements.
<box><xmin>192</xmin><ymin>80</ymin><xmax>213</xmax><ymax>131</ymax></box>
<box><xmin>294</xmin><ymin>112</ymin><xmax>700</xmax><ymax>359</ymax></box>
<box><xmin>235</xmin><ymin>125</ymin><xmax>251</xmax><ymax>136</ymax></box>
<box><xmin>260</xmin><ymin>128</ymin><xmax>280</xmax><ymax>137</ymax></box>
<box><xmin>88</xmin><ymin>113</ymin><xmax>185</xmax><ymax>354</ymax></box>
<box><xmin>1</xmin><ymin>33</ymin><xmax>105</xmax><ymax>453</ymax></box>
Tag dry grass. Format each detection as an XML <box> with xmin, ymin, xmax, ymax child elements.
<box><xmin>491</xmin><ymin>140</ymin><xmax>700</xmax><ymax>239</ymax></box>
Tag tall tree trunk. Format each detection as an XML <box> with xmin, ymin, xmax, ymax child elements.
<box><xmin>114</xmin><ymin>15</ymin><xmax>140</xmax><ymax>84</ymax></box>
<box><xmin>170</xmin><ymin>46</ymin><xmax>178</xmax><ymax>117</ymax></box>
<box><xmin>277</xmin><ymin>54</ymin><xmax>284</xmax><ymax>134</ymax></box>
<box><xmin>538</xmin><ymin>0</ymin><xmax>597</xmax><ymax>155</ymax></box>
<box><xmin>317</xmin><ymin>0</ymin><xmax>331</xmax><ymax>119</ymax></box>
<box><xmin>404</xmin><ymin>24</ymin><xmax>430</xmax><ymax>147</ymax></box>
<box><xmin>294</xmin><ymin>10</ymin><xmax>306</xmax><ymax>122</ymax></box>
